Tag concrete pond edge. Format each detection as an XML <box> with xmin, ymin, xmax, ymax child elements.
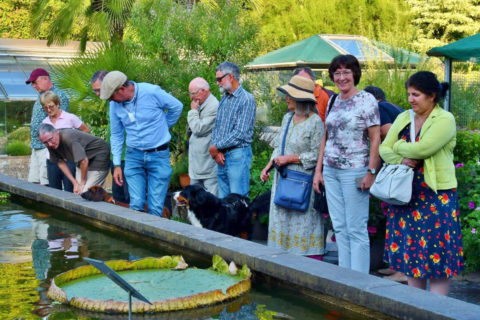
<box><xmin>1</xmin><ymin>173</ymin><xmax>478</xmax><ymax>320</ymax></box>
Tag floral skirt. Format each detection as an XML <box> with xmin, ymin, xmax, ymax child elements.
<box><xmin>384</xmin><ymin>168</ymin><xmax>464</xmax><ymax>279</ymax></box>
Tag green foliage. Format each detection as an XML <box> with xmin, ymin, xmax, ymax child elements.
<box><xmin>454</xmin><ymin>130</ymin><xmax>480</xmax><ymax>164</ymax></box>
<box><xmin>170</xmin><ymin>155</ymin><xmax>189</xmax><ymax>190</ymax></box>
<box><xmin>0</xmin><ymin>0</ymin><xmax>70</xmax><ymax>39</ymax></box>
<box><xmin>210</xmin><ymin>255</ymin><xmax>229</xmax><ymax>274</ymax></box>
<box><xmin>0</xmin><ymin>192</ymin><xmax>11</xmax><ymax>205</ymax></box>
<box><xmin>450</xmin><ymin>75</ymin><xmax>480</xmax><ymax>129</ymax></box>
<box><xmin>31</xmin><ymin>0</ymin><xmax>136</xmax><ymax>50</ymax></box>
<box><xmin>249</xmin><ymin>123</ymin><xmax>274</xmax><ymax>201</ymax></box>
<box><xmin>360</xmin><ymin>59</ymin><xmax>435</xmax><ymax>109</ymax></box>
<box><xmin>6</xmin><ymin>140</ymin><xmax>30</xmax><ymax>156</ymax></box>
<box><xmin>249</xmin><ymin>0</ymin><xmax>415</xmax><ymax>53</ymax></box>
<box><xmin>455</xmin><ymin>161</ymin><xmax>480</xmax><ymax>272</ymax></box>
<box><xmin>406</xmin><ymin>0</ymin><xmax>480</xmax><ymax>53</ymax></box>
<box><xmin>7</xmin><ymin>127</ymin><xmax>30</xmax><ymax>144</ymax></box>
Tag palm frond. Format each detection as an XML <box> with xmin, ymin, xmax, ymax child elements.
<box><xmin>30</xmin><ymin>0</ymin><xmax>54</xmax><ymax>35</ymax></box>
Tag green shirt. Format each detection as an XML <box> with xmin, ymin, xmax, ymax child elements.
<box><xmin>379</xmin><ymin>106</ymin><xmax>457</xmax><ymax>193</ymax></box>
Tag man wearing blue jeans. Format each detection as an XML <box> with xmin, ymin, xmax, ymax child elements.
<box><xmin>100</xmin><ymin>71</ymin><xmax>183</xmax><ymax>216</ymax></box>
<box><xmin>209</xmin><ymin>62</ymin><xmax>256</xmax><ymax>198</ymax></box>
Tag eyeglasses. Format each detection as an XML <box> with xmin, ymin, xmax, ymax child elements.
<box><xmin>41</xmin><ymin>135</ymin><xmax>55</xmax><ymax>145</ymax></box>
<box><xmin>333</xmin><ymin>70</ymin><xmax>353</xmax><ymax>77</ymax></box>
<box><xmin>189</xmin><ymin>89</ymin><xmax>203</xmax><ymax>96</ymax></box>
<box><xmin>216</xmin><ymin>73</ymin><xmax>230</xmax><ymax>82</ymax></box>
<box><xmin>44</xmin><ymin>103</ymin><xmax>57</xmax><ymax>110</ymax></box>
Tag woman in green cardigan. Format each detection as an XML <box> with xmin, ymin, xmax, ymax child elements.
<box><xmin>379</xmin><ymin>71</ymin><xmax>464</xmax><ymax>295</ymax></box>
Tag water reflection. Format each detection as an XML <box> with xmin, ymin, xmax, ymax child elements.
<box><xmin>0</xmin><ymin>199</ymin><xmax>350</xmax><ymax>320</ymax></box>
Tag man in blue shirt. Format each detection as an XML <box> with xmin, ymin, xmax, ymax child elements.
<box><xmin>100</xmin><ymin>71</ymin><xmax>183</xmax><ymax>216</ymax></box>
<box><xmin>209</xmin><ymin>62</ymin><xmax>256</xmax><ymax>198</ymax></box>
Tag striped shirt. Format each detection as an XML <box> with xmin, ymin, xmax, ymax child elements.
<box><xmin>211</xmin><ymin>85</ymin><xmax>256</xmax><ymax>149</ymax></box>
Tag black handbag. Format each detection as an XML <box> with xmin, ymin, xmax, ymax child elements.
<box><xmin>273</xmin><ymin>114</ymin><xmax>313</xmax><ymax>212</ymax></box>
<box><xmin>313</xmin><ymin>183</ymin><xmax>328</xmax><ymax>213</ymax></box>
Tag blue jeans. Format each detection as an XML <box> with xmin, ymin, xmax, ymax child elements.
<box><xmin>47</xmin><ymin>159</ymin><xmax>75</xmax><ymax>192</ymax></box>
<box><xmin>110</xmin><ymin>160</ymin><xmax>129</xmax><ymax>203</ymax></box>
<box><xmin>124</xmin><ymin>147</ymin><xmax>172</xmax><ymax>216</ymax></box>
<box><xmin>217</xmin><ymin>146</ymin><xmax>252</xmax><ymax>198</ymax></box>
<box><xmin>323</xmin><ymin>166</ymin><xmax>370</xmax><ymax>273</ymax></box>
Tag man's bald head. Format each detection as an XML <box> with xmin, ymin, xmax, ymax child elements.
<box><xmin>188</xmin><ymin>77</ymin><xmax>211</xmax><ymax>105</ymax></box>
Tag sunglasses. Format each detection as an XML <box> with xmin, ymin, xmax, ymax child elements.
<box><xmin>216</xmin><ymin>73</ymin><xmax>230</xmax><ymax>82</ymax></box>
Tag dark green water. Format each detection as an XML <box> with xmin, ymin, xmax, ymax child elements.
<box><xmin>0</xmin><ymin>196</ymin><xmax>358</xmax><ymax>320</ymax></box>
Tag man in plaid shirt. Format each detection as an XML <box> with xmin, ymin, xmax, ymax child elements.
<box><xmin>209</xmin><ymin>62</ymin><xmax>256</xmax><ymax>198</ymax></box>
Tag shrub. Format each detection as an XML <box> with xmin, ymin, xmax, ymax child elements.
<box><xmin>6</xmin><ymin>140</ymin><xmax>31</xmax><ymax>156</ymax></box>
<box><xmin>455</xmin><ymin>161</ymin><xmax>480</xmax><ymax>272</ymax></box>
<box><xmin>7</xmin><ymin>127</ymin><xmax>30</xmax><ymax>144</ymax></box>
<box><xmin>454</xmin><ymin>129</ymin><xmax>480</xmax><ymax>164</ymax></box>
<box><xmin>170</xmin><ymin>155</ymin><xmax>189</xmax><ymax>190</ymax></box>
<box><xmin>249</xmin><ymin>123</ymin><xmax>274</xmax><ymax>201</ymax></box>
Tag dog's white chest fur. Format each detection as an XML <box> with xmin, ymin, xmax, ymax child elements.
<box><xmin>187</xmin><ymin>209</ymin><xmax>203</xmax><ymax>228</ymax></box>
<box><xmin>173</xmin><ymin>191</ymin><xmax>203</xmax><ymax>228</ymax></box>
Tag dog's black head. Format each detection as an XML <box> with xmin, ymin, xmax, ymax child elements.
<box><xmin>176</xmin><ymin>184</ymin><xmax>220</xmax><ymax>214</ymax></box>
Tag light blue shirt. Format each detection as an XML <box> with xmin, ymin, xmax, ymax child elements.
<box><xmin>109</xmin><ymin>82</ymin><xmax>183</xmax><ymax>166</ymax></box>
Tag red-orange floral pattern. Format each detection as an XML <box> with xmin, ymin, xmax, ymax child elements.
<box><xmin>384</xmin><ymin>125</ymin><xmax>464</xmax><ymax>279</ymax></box>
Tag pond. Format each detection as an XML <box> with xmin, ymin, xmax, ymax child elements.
<box><xmin>0</xmin><ymin>196</ymin><xmax>365</xmax><ymax>320</ymax></box>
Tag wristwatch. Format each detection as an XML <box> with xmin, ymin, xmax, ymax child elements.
<box><xmin>368</xmin><ymin>168</ymin><xmax>376</xmax><ymax>175</ymax></box>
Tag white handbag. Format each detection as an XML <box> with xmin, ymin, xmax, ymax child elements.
<box><xmin>370</xmin><ymin>110</ymin><xmax>416</xmax><ymax>205</ymax></box>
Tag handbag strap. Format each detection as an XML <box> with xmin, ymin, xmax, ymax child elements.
<box><xmin>281</xmin><ymin>113</ymin><xmax>294</xmax><ymax>156</ymax></box>
<box><xmin>274</xmin><ymin>114</ymin><xmax>294</xmax><ymax>178</ymax></box>
<box><xmin>409</xmin><ymin>109</ymin><xmax>416</xmax><ymax>144</ymax></box>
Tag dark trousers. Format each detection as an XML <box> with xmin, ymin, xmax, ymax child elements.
<box><xmin>47</xmin><ymin>159</ymin><xmax>75</xmax><ymax>192</ymax></box>
<box><xmin>111</xmin><ymin>160</ymin><xmax>130</xmax><ymax>203</ymax></box>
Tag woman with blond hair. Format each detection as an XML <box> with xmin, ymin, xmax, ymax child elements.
<box><xmin>40</xmin><ymin>90</ymin><xmax>90</xmax><ymax>192</ymax></box>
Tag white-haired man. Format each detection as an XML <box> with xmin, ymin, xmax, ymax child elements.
<box><xmin>187</xmin><ymin>77</ymin><xmax>219</xmax><ymax>195</ymax></box>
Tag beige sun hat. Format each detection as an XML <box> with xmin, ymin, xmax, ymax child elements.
<box><xmin>277</xmin><ymin>75</ymin><xmax>316</xmax><ymax>103</ymax></box>
<box><xmin>100</xmin><ymin>71</ymin><xmax>127</xmax><ymax>100</ymax></box>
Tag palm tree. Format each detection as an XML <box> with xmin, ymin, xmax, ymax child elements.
<box><xmin>31</xmin><ymin>0</ymin><xmax>136</xmax><ymax>52</ymax></box>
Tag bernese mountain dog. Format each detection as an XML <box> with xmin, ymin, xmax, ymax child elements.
<box><xmin>173</xmin><ymin>184</ymin><xmax>252</xmax><ymax>238</ymax></box>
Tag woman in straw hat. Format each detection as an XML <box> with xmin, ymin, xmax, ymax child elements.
<box><xmin>261</xmin><ymin>75</ymin><xmax>325</xmax><ymax>257</ymax></box>
<box><xmin>313</xmin><ymin>54</ymin><xmax>381</xmax><ymax>273</ymax></box>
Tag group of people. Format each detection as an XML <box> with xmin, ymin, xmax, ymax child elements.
<box><xmin>26</xmin><ymin>61</ymin><xmax>256</xmax><ymax>217</ymax></box>
<box><xmin>25</xmin><ymin>55</ymin><xmax>464</xmax><ymax>296</ymax></box>
<box><xmin>261</xmin><ymin>54</ymin><xmax>463</xmax><ymax>296</ymax></box>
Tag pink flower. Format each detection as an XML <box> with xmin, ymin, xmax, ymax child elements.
<box><xmin>323</xmin><ymin>213</ymin><xmax>329</xmax><ymax>219</ymax></box>
<box><xmin>367</xmin><ymin>226</ymin><xmax>377</xmax><ymax>234</ymax></box>
<box><xmin>472</xmin><ymin>228</ymin><xmax>477</xmax><ymax>234</ymax></box>
<box><xmin>380</xmin><ymin>202</ymin><xmax>388</xmax><ymax>209</ymax></box>
<box><xmin>456</xmin><ymin>163</ymin><xmax>464</xmax><ymax>168</ymax></box>
<box><xmin>383</xmin><ymin>209</ymin><xmax>388</xmax><ymax>216</ymax></box>
<box><xmin>469</xmin><ymin>201</ymin><xmax>475</xmax><ymax>209</ymax></box>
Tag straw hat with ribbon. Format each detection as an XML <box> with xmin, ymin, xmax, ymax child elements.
<box><xmin>277</xmin><ymin>75</ymin><xmax>316</xmax><ymax>103</ymax></box>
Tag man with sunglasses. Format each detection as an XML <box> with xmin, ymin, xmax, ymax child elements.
<box><xmin>209</xmin><ymin>61</ymin><xmax>256</xmax><ymax>198</ymax></box>
<box><xmin>25</xmin><ymin>68</ymin><xmax>70</xmax><ymax>186</ymax></box>
<box><xmin>100</xmin><ymin>71</ymin><xmax>183</xmax><ymax>217</ymax></box>
<box><xmin>187</xmin><ymin>77</ymin><xmax>219</xmax><ymax>195</ymax></box>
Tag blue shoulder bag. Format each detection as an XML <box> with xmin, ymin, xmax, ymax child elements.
<box><xmin>273</xmin><ymin>114</ymin><xmax>314</xmax><ymax>212</ymax></box>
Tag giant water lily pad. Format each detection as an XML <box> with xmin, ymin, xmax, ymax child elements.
<box><xmin>47</xmin><ymin>255</ymin><xmax>251</xmax><ymax>313</ymax></box>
